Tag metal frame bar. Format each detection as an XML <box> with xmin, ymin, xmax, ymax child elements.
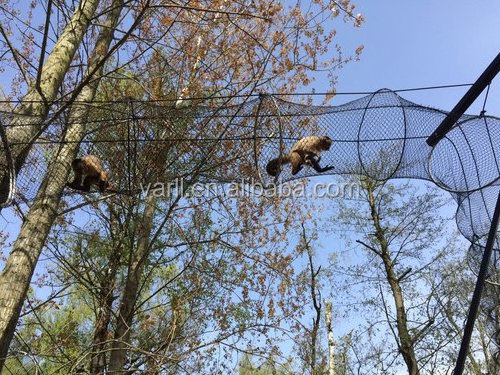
<box><xmin>453</xmin><ymin>191</ymin><xmax>500</xmax><ymax>374</ymax></box>
<box><xmin>427</xmin><ymin>52</ymin><xmax>500</xmax><ymax>147</ymax></box>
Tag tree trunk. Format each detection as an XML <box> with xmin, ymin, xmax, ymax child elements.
<box><xmin>0</xmin><ymin>0</ymin><xmax>100</xmax><ymax>196</ymax></box>
<box><xmin>0</xmin><ymin>1</ymin><xmax>124</xmax><ymax>369</ymax></box>
<box><xmin>380</xmin><ymin>250</ymin><xmax>419</xmax><ymax>375</ymax></box>
<box><xmin>90</xmin><ymin>269</ymin><xmax>119</xmax><ymax>374</ymax></box>
<box><xmin>308</xmin><ymin>250</ymin><xmax>321</xmax><ymax>375</ymax></box>
<box><xmin>365</xmin><ymin>182</ymin><xmax>420</xmax><ymax>375</ymax></box>
<box><xmin>325</xmin><ymin>301</ymin><xmax>335</xmax><ymax>375</ymax></box>
<box><xmin>90</xmin><ymin>216</ymin><xmax>123</xmax><ymax>374</ymax></box>
<box><xmin>108</xmin><ymin>195</ymin><xmax>157</xmax><ymax>373</ymax></box>
<box><xmin>0</xmin><ymin>123</ymin><xmax>83</xmax><ymax>370</ymax></box>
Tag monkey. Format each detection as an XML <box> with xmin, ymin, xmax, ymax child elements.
<box><xmin>66</xmin><ymin>155</ymin><xmax>114</xmax><ymax>193</ymax></box>
<box><xmin>266</xmin><ymin>135</ymin><xmax>334</xmax><ymax>177</ymax></box>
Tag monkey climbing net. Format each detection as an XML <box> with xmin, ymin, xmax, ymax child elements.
<box><xmin>0</xmin><ymin>89</ymin><xmax>499</xmax><ymax>278</ymax></box>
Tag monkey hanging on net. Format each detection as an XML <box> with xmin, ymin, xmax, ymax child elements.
<box><xmin>66</xmin><ymin>155</ymin><xmax>117</xmax><ymax>193</ymax></box>
<box><xmin>266</xmin><ymin>135</ymin><xmax>335</xmax><ymax>177</ymax></box>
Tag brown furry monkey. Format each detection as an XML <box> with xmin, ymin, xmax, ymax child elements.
<box><xmin>266</xmin><ymin>135</ymin><xmax>334</xmax><ymax>177</ymax></box>
<box><xmin>67</xmin><ymin>155</ymin><xmax>114</xmax><ymax>193</ymax></box>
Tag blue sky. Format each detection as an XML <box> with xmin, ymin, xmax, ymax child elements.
<box><xmin>326</xmin><ymin>0</ymin><xmax>499</xmax><ymax>113</ymax></box>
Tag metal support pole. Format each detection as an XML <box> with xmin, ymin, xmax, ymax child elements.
<box><xmin>427</xmin><ymin>52</ymin><xmax>500</xmax><ymax>147</ymax></box>
<box><xmin>453</xmin><ymin>190</ymin><xmax>500</xmax><ymax>375</ymax></box>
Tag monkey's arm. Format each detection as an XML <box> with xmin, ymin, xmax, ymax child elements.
<box><xmin>308</xmin><ymin>154</ymin><xmax>321</xmax><ymax>164</ymax></box>
<box><xmin>67</xmin><ymin>171</ymin><xmax>83</xmax><ymax>190</ymax></box>
<box><xmin>310</xmin><ymin>157</ymin><xmax>334</xmax><ymax>173</ymax></box>
<box><xmin>67</xmin><ymin>159</ymin><xmax>85</xmax><ymax>189</ymax></box>
<box><xmin>304</xmin><ymin>152</ymin><xmax>322</xmax><ymax>168</ymax></box>
<box><xmin>302</xmin><ymin>151</ymin><xmax>320</xmax><ymax>167</ymax></box>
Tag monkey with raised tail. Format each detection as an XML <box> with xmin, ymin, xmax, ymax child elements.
<box><xmin>67</xmin><ymin>155</ymin><xmax>115</xmax><ymax>193</ymax></box>
<box><xmin>266</xmin><ymin>135</ymin><xmax>334</xmax><ymax>177</ymax></box>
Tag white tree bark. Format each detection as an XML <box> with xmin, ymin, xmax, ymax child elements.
<box><xmin>325</xmin><ymin>300</ymin><xmax>335</xmax><ymax>375</ymax></box>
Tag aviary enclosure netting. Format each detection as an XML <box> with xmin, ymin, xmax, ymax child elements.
<box><xmin>1</xmin><ymin>89</ymin><xmax>499</xmax><ymax>280</ymax></box>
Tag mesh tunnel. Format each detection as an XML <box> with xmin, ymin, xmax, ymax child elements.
<box><xmin>1</xmin><ymin>90</ymin><xmax>499</xmax><ymax>273</ymax></box>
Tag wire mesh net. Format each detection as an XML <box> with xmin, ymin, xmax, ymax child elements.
<box><xmin>1</xmin><ymin>89</ymin><xmax>499</xmax><ymax>261</ymax></box>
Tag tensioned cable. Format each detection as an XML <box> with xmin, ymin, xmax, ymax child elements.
<box><xmin>9</xmin><ymin>134</ymin><xmax>433</xmax><ymax>147</ymax></box>
<box><xmin>0</xmin><ymin>83</ymin><xmax>474</xmax><ymax>104</ymax></box>
<box><xmin>480</xmin><ymin>83</ymin><xmax>491</xmax><ymax>116</ymax></box>
<box><xmin>0</xmin><ymin>103</ymin><xmax>457</xmax><ymax>128</ymax></box>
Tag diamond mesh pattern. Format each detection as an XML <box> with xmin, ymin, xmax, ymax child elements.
<box><xmin>1</xmin><ymin>90</ymin><xmax>499</xmax><ymax>258</ymax></box>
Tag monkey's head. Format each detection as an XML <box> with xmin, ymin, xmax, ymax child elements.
<box><xmin>320</xmin><ymin>136</ymin><xmax>333</xmax><ymax>150</ymax></box>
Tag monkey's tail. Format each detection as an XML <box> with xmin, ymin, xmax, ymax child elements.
<box><xmin>266</xmin><ymin>155</ymin><xmax>290</xmax><ymax>177</ymax></box>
